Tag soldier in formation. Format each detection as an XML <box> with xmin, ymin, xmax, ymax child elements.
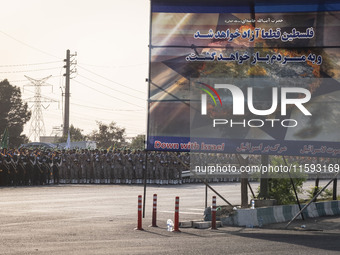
<box><xmin>1</xmin><ymin>148</ymin><xmax>335</xmax><ymax>186</ymax></box>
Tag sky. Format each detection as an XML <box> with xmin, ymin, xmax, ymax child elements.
<box><xmin>0</xmin><ymin>0</ymin><xmax>150</xmax><ymax>141</ymax></box>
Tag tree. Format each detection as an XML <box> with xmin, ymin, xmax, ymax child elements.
<box><xmin>88</xmin><ymin>121</ymin><xmax>126</xmax><ymax>149</ymax></box>
<box><xmin>130</xmin><ymin>134</ymin><xmax>145</xmax><ymax>150</ymax></box>
<box><xmin>0</xmin><ymin>79</ymin><xmax>31</xmax><ymax>147</ymax></box>
<box><xmin>256</xmin><ymin>157</ymin><xmax>306</xmax><ymax>205</ymax></box>
<box><xmin>57</xmin><ymin>125</ymin><xmax>85</xmax><ymax>143</ymax></box>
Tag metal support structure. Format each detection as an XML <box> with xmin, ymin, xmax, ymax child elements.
<box><xmin>313</xmin><ymin>158</ymin><xmax>320</xmax><ymax>202</ymax></box>
<box><xmin>285</xmin><ymin>171</ymin><xmax>340</xmax><ymax>229</ymax></box>
<box><xmin>143</xmin><ymin>150</ymin><xmax>148</xmax><ymax>218</ymax></box>
<box><xmin>333</xmin><ymin>178</ymin><xmax>338</xmax><ymax>200</ymax></box>
<box><xmin>259</xmin><ymin>155</ymin><xmax>269</xmax><ymax>199</ymax></box>
<box><xmin>282</xmin><ymin>156</ymin><xmax>304</xmax><ymax>220</ymax></box>
<box><xmin>247</xmin><ymin>180</ymin><xmax>256</xmax><ymax>199</ymax></box>
<box><xmin>205</xmin><ymin>170</ymin><xmax>208</xmax><ymax>208</ymax></box>
<box><xmin>172</xmin><ymin>152</ymin><xmax>234</xmax><ymax>207</ymax></box>
<box><xmin>24</xmin><ymin>75</ymin><xmax>56</xmax><ymax>142</ymax></box>
<box><xmin>236</xmin><ymin>155</ymin><xmax>249</xmax><ymax>208</ymax></box>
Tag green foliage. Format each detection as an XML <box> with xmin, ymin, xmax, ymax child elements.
<box><xmin>130</xmin><ymin>134</ymin><xmax>145</xmax><ymax>150</ymax></box>
<box><xmin>0</xmin><ymin>79</ymin><xmax>31</xmax><ymax>147</ymax></box>
<box><xmin>306</xmin><ymin>186</ymin><xmax>333</xmax><ymax>201</ymax></box>
<box><xmin>88</xmin><ymin>121</ymin><xmax>126</xmax><ymax>149</ymax></box>
<box><xmin>57</xmin><ymin>125</ymin><xmax>85</xmax><ymax>143</ymax></box>
<box><xmin>257</xmin><ymin>156</ymin><xmax>306</xmax><ymax>205</ymax></box>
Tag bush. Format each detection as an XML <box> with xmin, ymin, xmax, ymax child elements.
<box><xmin>306</xmin><ymin>186</ymin><xmax>333</xmax><ymax>200</ymax></box>
<box><xmin>256</xmin><ymin>156</ymin><xmax>307</xmax><ymax>205</ymax></box>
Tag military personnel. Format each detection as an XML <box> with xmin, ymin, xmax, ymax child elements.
<box><xmin>102</xmin><ymin>150</ymin><xmax>111</xmax><ymax>184</ymax></box>
<box><xmin>175</xmin><ymin>152</ymin><xmax>183</xmax><ymax>185</ymax></box>
<box><xmin>116</xmin><ymin>149</ymin><xmax>124</xmax><ymax>184</ymax></box>
<box><xmin>17</xmin><ymin>149</ymin><xmax>26</xmax><ymax>185</ymax></box>
<box><xmin>37</xmin><ymin>152</ymin><xmax>45</xmax><ymax>185</ymax></box>
<box><xmin>29</xmin><ymin>150</ymin><xmax>38</xmax><ymax>185</ymax></box>
<box><xmin>65</xmin><ymin>150</ymin><xmax>73</xmax><ymax>184</ymax></box>
<box><xmin>0</xmin><ymin>150</ymin><xmax>10</xmax><ymax>186</ymax></box>
<box><xmin>71</xmin><ymin>150</ymin><xmax>82</xmax><ymax>184</ymax></box>
<box><xmin>58</xmin><ymin>150</ymin><xmax>67</xmax><ymax>184</ymax></box>
<box><xmin>52</xmin><ymin>151</ymin><xmax>61</xmax><ymax>184</ymax></box>
<box><xmin>93</xmin><ymin>150</ymin><xmax>101</xmax><ymax>184</ymax></box>
<box><xmin>9</xmin><ymin>150</ymin><xmax>19</xmax><ymax>186</ymax></box>
<box><xmin>82</xmin><ymin>149</ymin><xmax>92</xmax><ymax>184</ymax></box>
<box><xmin>124</xmin><ymin>149</ymin><xmax>134</xmax><ymax>184</ymax></box>
<box><xmin>109</xmin><ymin>150</ymin><xmax>115</xmax><ymax>184</ymax></box>
<box><xmin>79</xmin><ymin>150</ymin><xmax>86</xmax><ymax>184</ymax></box>
<box><xmin>135</xmin><ymin>150</ymin><xmax>144</xmax><ymax>184</ymax></box>
<box><xmin>146</xmin><ymin>152</ymin><xmax>155</xmax><ymax>184</ymax></box>
<box><xmin>168</xmin><ymin>153</ymin><xmax>177</xmax><ymax>184</ymax></box>
<box><xmin>154</xmin><ymin>152</ymin><xmax>161</xmax><ymax>184</ymax></box>
<box><xmin>112</xmin><ymin>150</ymin><xmax>118</xmax><ymax>183</ymax></box>
<box><xmin>160</xmin><ymin>152</ymin><xmax>169</xmax><ymax>185</ymax></box>
<box><xmin>0</xmin><ymin>151</ymin><xmax>4</xmax><ymax>185</ymax></box>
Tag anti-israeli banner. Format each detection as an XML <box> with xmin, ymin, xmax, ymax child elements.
<box><xmin>147</xmin><ymin>0</ymin><xmax>340</xmax><ymax>158</ymax></box>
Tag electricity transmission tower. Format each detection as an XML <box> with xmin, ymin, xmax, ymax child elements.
<box><xmin>24</xmin><ymin>75</ymin><xmax>57</xmax><ymax>142</ymax></box>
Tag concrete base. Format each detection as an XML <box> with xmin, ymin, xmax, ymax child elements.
<box><xmin>193</xmin><ymin>221</ymin><xmax>222</xmax><ymax>229</ymax></box>
<box><xmin>254</xmin><ymin>199</ymin><xmax>276</xmax><ymax>208</ymax></box>
<box><xmin>179</xmin><ymin>221</ymin><xmax>193</xmax><ymax>228</ymax></box>
<box><xmin>217</xmin><ymin>201</ymin><xmax>340</xmax><ymax>227</ymax></box>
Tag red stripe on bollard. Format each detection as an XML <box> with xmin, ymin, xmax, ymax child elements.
<box><xmin>135</xmin><ymin>195</ymin><xmax>144</xmax><ymax>230</ymax></box>
<box><xmin>211</xmin><ymin>196</ymin><xmax>217</xmax><ymax>230</ymax></box>
<box><xmin>173</xmin><ymin>196</ymin><xmax>181</xmax><ymax>232</ymax></box>
<box><xmin>151</xmin><ymin>194</ymin><xmax>158</xmax><ymax>227</ymax></box>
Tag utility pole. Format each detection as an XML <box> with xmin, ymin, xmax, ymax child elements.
<box><xmin>63</xmin><ymin>49</ymin><xmax>77</xmax><ymax>137</ymax></box>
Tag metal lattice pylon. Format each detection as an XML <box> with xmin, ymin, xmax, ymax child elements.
<box><xmin>24</xmin><ymin>75</ymin><xmax>57</xmax><ymax>142</ymax></box>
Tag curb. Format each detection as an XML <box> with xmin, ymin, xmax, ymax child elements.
<box><xmin>192</xmin><ymin>221</ymin><xmax>222</xmax><ymax>229</ymax></box>
<box><xmin>212</xmin><ymin>201</ymin><xmax>340</xmax><ymax>227</ymax></box>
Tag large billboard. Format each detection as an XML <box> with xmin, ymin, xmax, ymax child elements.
<box><xmin>147</xmin><ymin>0</ymin><xmax>340</xmax><ymax>157</ymax></box>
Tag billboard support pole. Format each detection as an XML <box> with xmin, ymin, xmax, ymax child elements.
<box><xmin>143</xmin><ymin>150</ymin><xmax>148</xmax><ymax>218</ymax></box>
<box><xmin>282</xmin><ymin>156</ymin><xmax>304</xmax><ymax>221</ymax></box>
<box><xmin>143</xmin><ymin>0</ymin><xmax>153</xmax><ymax>219</ymax></box>
<box><xmin>173</xmin><ymin>152</ymin><xmax>234</xmax><ymax>207</ymax></box>
<box><xmin>205</xmin><ymin>169</ymin><xmax>208</xmax><ymax>208</ymax></box>
<box><xmin>247</xmin><ymin>180</ymin><xmax>256</xmax><ymax>199</ymax></box>
<box><xmin>235</xmin><ymin>154</ymin><xmax>249</xmax><ymax>208</ymax></box>
<box><xmin>285</xmin><ymin>171</ymin><xmax>340</xmax><ymax>228</ymax></box>
<box><xmin>259</xmin><ymin>155</ymin><xmax>269</xmax><ymax>199</ymax></box>
<box><xmin>238</xmin><ymin>155</ymin><xmax>249</xmax><ymax>208</ymax></box>
<box><xmin>333</xmin><ymin>178</ymin><xmax>338</xmax><ymax>200</ymax></box>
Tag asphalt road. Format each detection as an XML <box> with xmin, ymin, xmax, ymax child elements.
<box><xmin>0</xmin><ymin>181</ymin><xmax>339</xmax><ymax>254</ymax></box>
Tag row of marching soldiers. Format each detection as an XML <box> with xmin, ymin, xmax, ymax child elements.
<box><xmin>0</xmin><ymin>148</ymin><xmax>187</xmax><ymax>186</ymax></box>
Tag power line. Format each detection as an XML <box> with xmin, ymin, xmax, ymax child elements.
<box><xmin>70</xmin><ymin>116</ymin><xmax>146</xmax><ymax>133</ymax></box>
<box><xmin>72</xmin><ymin>79</ymin><xmax>145</xmax><ymax>109</ymax></box>
<box><xmin>0</xmin><ymin>61</ymin><xmax>61</xmax><ymax>68</ymax></box>
<box><xmin>9</xmin><ymin>75</ymin><xmax>63</xmax><ymax>83</ymax></box>
<box><xmin>0</xmin><ymin>66</ymin><xmax>61</xmax><ymax>73</ymax></box>
<box><xmin>77</xmin><ymin>64</ymin><xmax>145</xmax><ymax>94</ymax></box>
<box><xmin>0</xmin><ymin>30</ymin><xmax>61</xmax><ymax>60</ymax></box>
<box><xmin>71</xmin><ymin>102</ymin><xmax>145</xmax><ymax>112</ymax></box>
<box><xmin>79</xmin><ymin>62</ymin><xmax>147</xmax><ymax>69</ymax></box>
<box><xmin>77</xmin><ymin>74</ymin><xmax>145</xmax><ymax>101</ymax></box>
